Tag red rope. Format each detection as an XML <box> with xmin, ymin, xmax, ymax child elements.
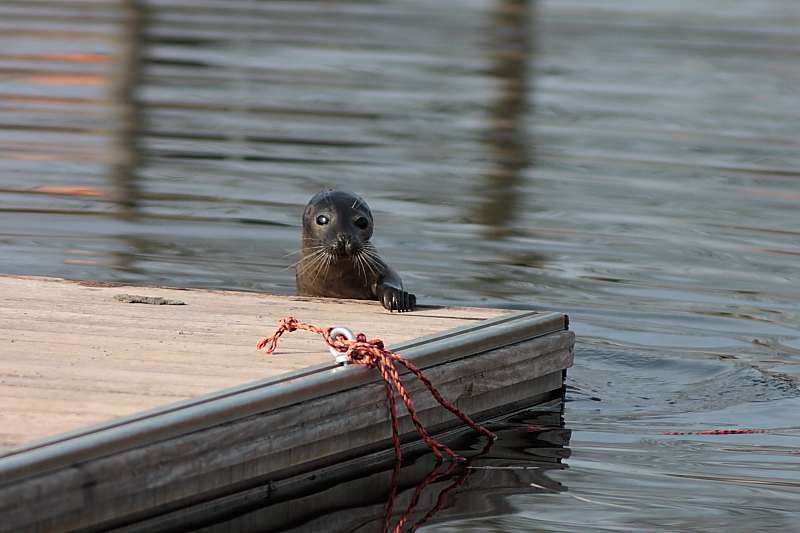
<box><xmin>406</xmin><ymin>440</ymin><xmax>494</xmax><ymax>533</ymax></box>
<box><xmin>661</xmin><ymin>429</ymin><xmax>776</xmax><ymax>435</ymax></box>
<box><xmin>391</xmin><ymin>461</ymin><xmax>455</xmax><ymax>533</ymax></box>
<box><xmin>383</xmin><ymin>458</ymin><xmax>403</xmax><ymax>533</ymax></box>
<box><xmin>394</xmin><ymin>439</ymin><xmax>495</xmax><ymax>533</ymax></box>
<box><xmin>257</xmin><ymin>317</ymin><xmax>497</xmax><ymax>461</ymax></box>
<box><xmin>381</xmin><ymin>442</ymin><xmax>493</xmax><ymax>533</ymax></box>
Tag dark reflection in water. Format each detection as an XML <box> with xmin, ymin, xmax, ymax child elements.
<box><xmin>474</xmin><ymin>0</ymin><xmax>534</xmax><ymax>241</ymax></box>
<box><xmin>1</xmin><ymin>0</ymin><xmax>800</xmax><ymax>531</ymax></box>
<box><xmin>108</xmin><ymin>0</ymin><xmax>144</xmax><ymax>218</ymax></box>
<box><xmin>131</xmin><ymin>407</ymin><xmax>569</xmax><ymax>533</ymax></box>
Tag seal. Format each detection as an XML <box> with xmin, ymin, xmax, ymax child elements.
<box><xmin>296</xmin><ymin>189</ymin><xmax>416</xmax><ymax>312</ymax></box>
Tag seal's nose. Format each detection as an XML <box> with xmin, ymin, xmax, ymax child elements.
<box><xmin>334</xmin><ymin>235</ymin><xmax>362</xmax><ymax>257</ymax></box>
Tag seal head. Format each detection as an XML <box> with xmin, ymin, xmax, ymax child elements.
<box><xmin>296</xmin><ymin>189</ymin><xmax>416</xmax><ymax>312</ymax></box>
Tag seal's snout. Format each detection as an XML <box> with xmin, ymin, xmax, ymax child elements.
<box><xmin>333</xmin><ymin>234</ymin><xmax>362</xmax><ymax>258</ymax></box>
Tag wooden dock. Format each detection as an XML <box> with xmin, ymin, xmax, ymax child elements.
<box><xmin>0</xmin><ymin>275</ymin><xmax>573</xmax><ymax>532</ymax></box>
<box><xmin>0</xmin><ymin>274</ymin><xmax>512</xmax><ymax>448</ymax></box>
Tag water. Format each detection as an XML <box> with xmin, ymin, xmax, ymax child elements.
<box><xmin>2</xmin><ymin>0</ymin><xmax>800</xmax><ymax>531</ymax></box>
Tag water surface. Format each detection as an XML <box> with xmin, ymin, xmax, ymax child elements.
<box><xmin>1</xmin><ymin>0</ymin><xmax>799</xmax><ymax>531</ymax></box>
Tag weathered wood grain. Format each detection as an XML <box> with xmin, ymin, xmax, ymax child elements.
<box><xmin>0</xmin><ymin>274</ymin><xmax>509</xmax><ymax>449</ymax></box>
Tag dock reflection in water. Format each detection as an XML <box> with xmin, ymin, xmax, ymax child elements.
<box><xmin>129</xmin><ymin>407</ymin><xmax>569</xmax><ymax>533</ymax></box>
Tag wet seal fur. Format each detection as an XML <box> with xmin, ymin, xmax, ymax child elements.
<box><xmin>296</xmin><ymin>189</ymin><xmax>416</xmax><ymax>312</ymax></box>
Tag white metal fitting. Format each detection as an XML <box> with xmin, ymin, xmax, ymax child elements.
<box><xmin>328</xmin><ymin>326</ymin><xmax>355</xmax><ymax>364</ymax></box>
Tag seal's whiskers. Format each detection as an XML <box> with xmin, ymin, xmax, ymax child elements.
<box><xmin>295</xmin><ymin>246</ymin><xmax>333</xmax><ymax>284</ymax></box>
<box><xmin>361</xmin><ymin>244</ymin><xmax>383</xmax><ymax>277</ymax></box>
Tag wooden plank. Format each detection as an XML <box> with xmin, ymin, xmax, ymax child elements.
<box><xmin>0</xmin><ymin>274</ymin><xmax>509</xmax><ymax>449</ymax></box>
<box><xmin>0</xmin><ymin>299</ymin><xmax>572</xmax><ymax>533</ymax></box>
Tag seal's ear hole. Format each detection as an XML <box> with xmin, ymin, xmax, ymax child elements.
<box><xmin>354</xmin><ymin>217</ymin><xmax>369</xmax><ymax>230</ymax></box>
<box><xmin>316</xmin><ymin>214</ymin><xmax>330</xmax><ymax>226</ymax></box>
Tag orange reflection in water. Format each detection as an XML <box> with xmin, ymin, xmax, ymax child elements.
<box><xmin>32</xmin><ymin>186</ymin><xmax>103</xmax><ymax>196</ymax></box>
<box><xmin>15</xmin><ymin>75</ymin><xmax>106</xmax><ymax>86</ymax></box>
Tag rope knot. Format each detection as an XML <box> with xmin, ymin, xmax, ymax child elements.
<box><xmin>369</xmin><ymin>338</ymin><xmax>384</xmax><ymax>350</ymax></box>
<box><xmin>279</xmin><ymin>316</ymin><xmax>299</xmax><ymax>332</ymax></box>
<box><xmin>345</xmin><ymin>341</ymin><xmax>383</xmax><ymax>367</ymax></box>
<box><xmin>255</xmin><ymin>316</ymin><xmax>302</xmax><ymax>353</ymax></box>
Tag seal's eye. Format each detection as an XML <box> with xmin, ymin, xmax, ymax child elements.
<box><xmin>316</xmin><ymin>214</ymin><xmax>330</xmax><ymax>226</ymax></box>
<box><xmin>354</xmin><ymin>217</ymin><xmax>369</xmax><ymax>230</ymax></box>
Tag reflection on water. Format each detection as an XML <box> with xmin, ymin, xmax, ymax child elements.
<box><xmin>108</xmin><ymin>0</ymin><xmax>144</xmax><ymax>218</ymax></box>
<box><xmin>473</xmin><ymin>0</ymin><xmax>535</xmax><ymax>242</ymax></box>
<box><xmin>134</xmin><ymin>407</ymin><xmax>569</xmax><ymax>533</ymax></box>
<box><xmin>1</xmin><ymin>0</ymin><xmax>800</xmax><ymax>531</ymax></box>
